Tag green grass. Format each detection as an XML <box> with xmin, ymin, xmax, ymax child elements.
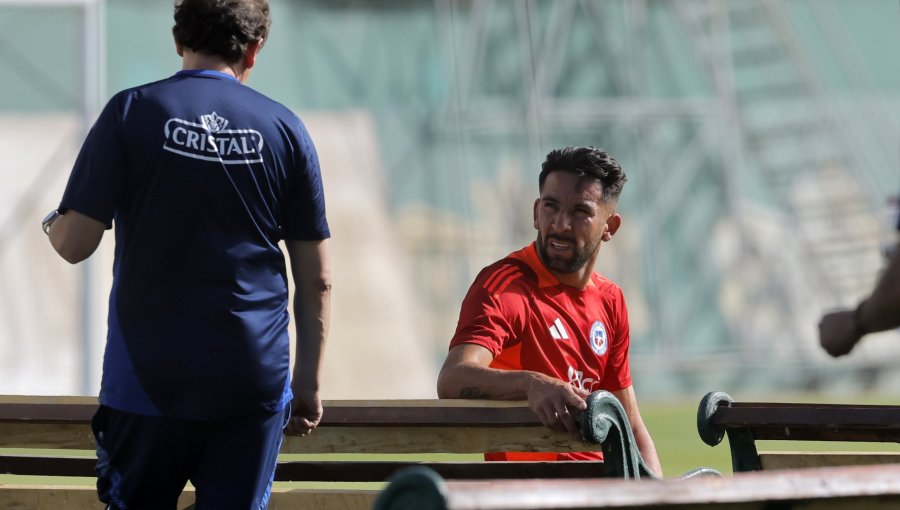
<box><xmin>641</xmin><ymin>399</ymin><xmax>732</xmax><ymax>477</ymax></box>
<box><xmin>4</xmin><ymin>393</ymin><xmax>900</xmax><ymax>487</ymax></box>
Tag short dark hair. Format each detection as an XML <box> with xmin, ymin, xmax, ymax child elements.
<box><xmin>539</xmin><ymin>146</ymin><xmax>627</xmax><ymax>201</ymax></box>
<box><xmin>173</xmin><ymin>0</ymin><xmax>271</xmax><ymax>64</ymax></box>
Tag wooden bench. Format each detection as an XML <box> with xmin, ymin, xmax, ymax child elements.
<box><xmin>1</xmin><ymin>390</ymin><xmax>669</xmax><ymax>509</ymax></box>
<box><xmin>697</xmin><ymin>390</ymin><xmax>900</xmax><ymax>472</ymax></box>
<box><xmin>374</xmin><ymin>463</ymin><xmax>900</xmax><ymax>510</ymax></box>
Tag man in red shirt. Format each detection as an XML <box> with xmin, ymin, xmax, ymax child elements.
<box><xmin>437</xmin><ymin>146</ymin><xmax>662</xmax><ymax>475</ymax></box>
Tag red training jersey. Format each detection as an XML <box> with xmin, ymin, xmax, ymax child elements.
<box><xmin>449</xmin><ymin>243</ymin><xmax>632</xmax><ymax>461</ymax></box>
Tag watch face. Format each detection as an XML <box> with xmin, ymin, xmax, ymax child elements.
<box><xmin>42</xmin><ymin>209</ymin><xmax>60</xmax><ymax>234</ymax></box>
<box><xmin>42</xmin><ymin>210</ymin><xmax>60</xmax><ymax>224</ymax></box>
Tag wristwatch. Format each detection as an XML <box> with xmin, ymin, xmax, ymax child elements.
<box><xmin>42</xmin><ymin>209</ymin><xmax>61</xmax><ymax>235</ymax></box>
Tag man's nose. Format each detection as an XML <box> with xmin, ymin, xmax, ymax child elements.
<box><xmin>550</xmin><ymin>211</ymin><xmax>572</xmax><ymax>232</ymax></box>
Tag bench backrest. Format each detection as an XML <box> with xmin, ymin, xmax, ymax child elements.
<box><xmin>697</xmin><ymin>391</ymin><xmax>900</xmax><ymax>472</ymax></box>
<box><xmin>375</xmin><ymin>463</ymin><xmax>900</xmax><ymax>510</ymax></box>
<box><xmin>1</xmin><ymin>391</ymin><xmax>653</xmax><ymax>483</ymax></box>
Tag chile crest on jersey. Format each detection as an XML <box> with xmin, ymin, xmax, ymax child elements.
<box><xmin>589</xmin><ymin>320</ymin><xmax>608</xmax><ymax>356</ymax></box>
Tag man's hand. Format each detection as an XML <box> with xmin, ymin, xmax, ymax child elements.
<box><xmin>285</xmin><ymin>388</ymin><xmax>322</xmax><ymax>436</ymax></box>
<box><xmin>819</xmin><ymin>309</ymin><xmax>860</xmax><ymax>357</ymax></box>
<box><xmin>526</xmin><ymin>373</ymin><xmax>589</xmax><ymax>435</ymax></box>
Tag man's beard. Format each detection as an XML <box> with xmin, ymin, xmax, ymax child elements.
<box><xmin>536</xmin><ymin>233</ymin><xmax>599</xmax><ymax>274</ymax></box>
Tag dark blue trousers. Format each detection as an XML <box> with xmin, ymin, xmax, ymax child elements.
<box><xmin>91</xmin><ymin>404</ymin><xmax>288</xmax><ymax>510</ymax></box>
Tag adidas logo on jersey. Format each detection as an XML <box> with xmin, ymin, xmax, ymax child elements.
<box><xmin>549</xmin><ymin>317</ymin><xmax>569</xmax><ymax>340</ymax></box>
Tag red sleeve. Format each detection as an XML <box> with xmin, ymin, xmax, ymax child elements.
<box><xmin>601</xmin><ymin>286</ymin><xmax>632</xmax><ymax>391</ymax></box>
<box><xmin>449</xmin><ymin>266</ymin><xmax>525</xmax><ymax>357</ymax></box>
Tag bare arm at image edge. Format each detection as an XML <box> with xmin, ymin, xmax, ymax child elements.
<box><xmin>284</xmin><ymin>239</ymin><xmax>331</xmax><ymax>435</ymax></box>
<box><xmin>611</xmin><ymin>386</ymin><xmax>662</xmax><ymax>477</ymax></box>
<box><xmin>820</xmin><ymin>243</ymin><xmax>900</xmax><ymax>357</ymax></box>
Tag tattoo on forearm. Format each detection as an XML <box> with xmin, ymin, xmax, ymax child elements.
<box><xmin>459</xmin><ymin>387</ymin><xmax>490</xmax><ymax>399</ymax></box>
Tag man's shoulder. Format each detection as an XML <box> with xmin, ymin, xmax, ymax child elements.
<box><xmin>116</xmin><ymin>76</ymin><xmax>174</xmax><ymax>95</ymax></box>
<box><xmin>104</xmin><ymin>78</ymin><xmax>171</xmax><ymax>110</ymax></box>
<box><xmin>240</xmin><ymin>87</ymin><xmax>298</xmax><ymax>119</ymax></box>
<box><xmin>590</xmin><ymin>272</ymin><xmax>624</xmax><ymax>298</ymax></box>
<box><xmin>112</xmin><ymin>77</ymin><xmax>308</xmax><ymax>144</ymax></box>
<box><xmin>474</xmin><ymin>255</ymin><xmax>536</xmax><ymax>296</ymax></box>
<box><xmin>237</xmin><ymin>88</ymin><xmax>310</xmax><ymax>139</ymax></box>
<box><xmin>118</xmin><ymin>76</ymin><xmax>296</xmax><ymax>116</ymax></box>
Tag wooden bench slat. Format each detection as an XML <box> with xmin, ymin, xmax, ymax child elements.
<box><xmin>12</xmin><ymin>465</ymin><xmax>900</xmax><ymax>510</ymax></box>
<box><xmin>0</xmin><ymin>423</ymin><xmax>599</xmax><ymax>453</ymax></box>
<box><xmin>386</xmin><ymin>464</ymin><xmax>900</xmax><ymax>510</ymax></box>
<box><xmin>0</xmin><ymin>422</ymin><xmax>95</xmax><ymax>449</ymax></box>
<box><xmin>0</xmin><ymin>455</ymin><xmax>604</xmax><ymax>481</ymax></box>
<box><xmin>323</xmin><ymin>406</ymin><xmax>541</xmax><ymax>426</ymax></box>
<box><xmin>0</xmin><ymin>485</ymin><xmax>376</xmax><ymax>510</ymax></box>
<box><xmin>282</xmin><ymin>426</ymin><xmax>599</xmax><ymax>454</ymax></box>
<box><xmin>0</xmin><ymin>396</ymin><xmax>98</xmax><ymax>405</ymax></box>
<box><xmin>726</xmin><ymin>402</ymin><xmax>900</xmax><ymax>410</ymax></box>
<box><xmin>0</xmin><ymin>392</ymin><xmax>640</xmax><ymax>509</ymax></box>
<box><xmin>711</xmin><ymin>404</ymin><xmax>900</xmax><ymax>443</ymax></box>
<box><xmin>0</xmin><ymin>398</ymin><xmax>544</xmax><ymax>426</ymax></box>
<box><xmin>0</xmin><ymin>396</ymin><xmax>532</xmax><ymax>407</ymax></box>
<box><xmin>699</xmin><ymin>392</ymin><xmax>900</xmax><ymax>472</ymax></box>
<box><xmin>750</xmin><ymin>428</ymin><xmax>900</xmax><ymax>442</ymax></box>
<box><xmin>0</xmin><ymin>403</ymin><xmax>95</xmax><ymax>423</ymax></box>
<box><xmin>277</xmin><ymin>460</ymin><xmax>604</xmax><ymax>481</ymax></box>
<box><xmin>0</xmin><ymin>398</ymin><xmax>605</xmax><ymax>453</ymax></box>
<box><xmin>714</xmin><ymin>404</ymin><xmax>900</xmax><ymax>429</ymax></box>
<box><xmin>0</xmin><ymin>456</ymin><xmax>95</xmax><ymax>477</ymax></box>
<box><xmin>759</xmin><ymin>451</ymin><xmax>900</xmax><ymax>470</ymax></box>
<box><xmin>0</xmin><ymin>485</ymin><xmax>106</xmax><ymax>510</ymax></box>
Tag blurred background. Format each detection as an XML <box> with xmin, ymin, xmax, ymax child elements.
<box><xmin>2</xmin><ymin>0</ymin><xmax>900</xmax><ymax>406</ymax></box>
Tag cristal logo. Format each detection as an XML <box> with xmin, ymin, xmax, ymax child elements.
<box><xmin>201</xmin><ymin>112</ymin><xmax>228</xmax><ymax>132</ymax></box>
<box><xmin>567</xmin><ymin>365</ymin><xmax>599</xmax><ymax>393</ymax></box>
<box><xmin>163</xmin><ymin>113</ymin><xmax>265</xmax><ymax>164</ymax></box>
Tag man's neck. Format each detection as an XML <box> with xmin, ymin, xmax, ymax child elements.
<box><xmin>181</xmin><ymin>49</ymin><xmax>247</xmax><ymax>82</ymax></box>
<box><xmin>550</xmin><ymin>267</ymin><xmax>595</xmax><ymax>290</ymax></box>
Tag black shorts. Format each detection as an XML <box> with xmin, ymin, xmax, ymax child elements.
<box><xmin>91</xmin><ymin>405</ymin><xmax>288</xmax><ymax>510</ymax></box>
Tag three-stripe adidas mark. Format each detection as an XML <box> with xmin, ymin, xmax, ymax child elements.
<box><xmin>549</xmin><ymin>317</ymin><xmax>569</xmax><ymax>340</ymax></box>
<box><xmin>483</xmin><ymin>264</ymin><xmax>523</xmax><ymax>294</ymax></box>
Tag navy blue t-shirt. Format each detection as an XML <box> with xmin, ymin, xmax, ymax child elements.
<box><xmin>60</xmin><ymin>70</ymin><xmax>330</xmax><ymax>420</ymax></box>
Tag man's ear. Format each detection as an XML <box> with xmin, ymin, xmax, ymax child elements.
<box><xmin>533</xmin><ymin>198</ymin><xmax>540</xmax><ymax>230</ymax></box>
<box><xmin>243</xmin><ymin>38</ymin><xmax>264</xmax><ymax>70</ymax></box>
<box><xmin>173</xmin><ymin>29</ymin><xmax>183</xmax><ymax>57</ymax></box>
<box><xmin>602</xmin><ymin>213</ymin><xmax>622</xmax><ymax>241</ymax></box>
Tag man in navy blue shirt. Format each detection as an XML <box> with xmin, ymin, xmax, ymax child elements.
<box><xmin>43</xmin><ymin>0</ymin><xmax>330</xmax><ymax>507</ymax></box>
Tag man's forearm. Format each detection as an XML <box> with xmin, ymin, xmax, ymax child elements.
<box><xmin>47</xmin><ymin>210</ymin><xmax>105</xmax><ymax>264</ymax></box>
<box><xmin>437</xmin><ymin>362</ymin><xmax>535</xmax><ymax>400</ymax></box>
<box><xmin>291</xmin><ymin>278</ymin><xmax>330</xmax><ymax>390</ymax></box>
<box><xmin>859</xmin><ymin>245</ymin><xmax>900</xmax><ymax>334</ymax></box>
<box><xmin>438</xmin><ymin>345</ymin><xmax>589</xmax><ymax>433</ymax></box>
<box><xmin>285</xmin><ymin>239</ymin><xmax>331</xmax><ymax>390</ymax></box>
<box><xmin>634</xmin><ymin>424</ymin><xmax>662</xmax><ymax>477</ymax></box>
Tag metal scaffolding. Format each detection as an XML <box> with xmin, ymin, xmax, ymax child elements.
<box><xmin>424</xmin><ymin>0</ymin><xmax>896</xmax><ymax>389</ymax></box>
<box><xmin>2</xmin><ymin>0</ymin><xmax>897</xmax><ymax>395</ymax></box>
